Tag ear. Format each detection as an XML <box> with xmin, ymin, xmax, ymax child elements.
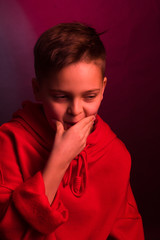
<box><xmin>101</xmin><ymin>76</ymin><xmax>107</xmax><ymax>99</ymax></box>
<box><xmin>32</xmin><ymin>78</ymin><xmax>42</xmax><ymax>101</ymax></box>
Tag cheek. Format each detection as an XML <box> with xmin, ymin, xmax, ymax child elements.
<box><xmin>85</xmin><ymin>99</ymin><xmax>102</xmax><ymax>116</ymax></box>
<box><xmin>43</xmin><ymin>101</ymin><xmax>65</xmax><ymax>122</ymax></box>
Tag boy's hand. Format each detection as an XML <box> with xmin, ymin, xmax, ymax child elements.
<box><xmin>50</xmin><ymin>116</ymin><xmax>95</xmax><ymax>170</ymax></box>
<box><xmin>43</xmin><ymin>116</ymin><xmax>95</xmax><ymax>204</ymax></box>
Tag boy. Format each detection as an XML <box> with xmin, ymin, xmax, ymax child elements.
<box><xmin>0</xmin><ymin>22</ymin><xmax>144</xmax><ymax>239</ymax></box>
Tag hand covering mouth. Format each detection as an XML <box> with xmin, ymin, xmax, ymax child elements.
<box><xmin>64</xmin><ymin>121</ymin><xmax>78</xmax><ymax>129</ymax></box>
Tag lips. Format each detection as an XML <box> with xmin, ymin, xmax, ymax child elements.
<box><xmin>64</xmin><ymin>121</ymin><xmax>78</xmax><ymax>129</ymax></box>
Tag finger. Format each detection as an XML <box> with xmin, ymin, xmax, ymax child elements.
<box><xmin>72</xmin><ymin>117</ymin><xmax>94</xmax><ymax>142</ymax></box>
<box><xmin>77</xmin><ymin>116</ymin><xmax>95</xmax><ymax>134</ymax></box>
<box><xmin>74</xmin><ymin>115</ymin><xmax>95</xmax><ymax>129</ymax></box>
<box><xmin>83</xmin><ymin>119</ymin><xmax>95</xmax><ymax>138</ymax></box>
<box><xmin>51</xmin><ymin>119</ymin><xmax>64</xmax><ymax>135</ymax></box>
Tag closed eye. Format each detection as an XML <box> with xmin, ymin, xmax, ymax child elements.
<box><xmin>83</xmin><ymin>94</ymin><xmax>97</xmax><ymax>101</ymax></box>
<box><xmin>54</xmin><ymin>95</ymin><xmax>67</xmax><ymax>98</ymax></box>
<box><xmin>51</xmin><ymin>95</ymin><xmax>69</xmax><ymax>101</ymax></box>
<box><xmin>85</xmin><ymin>95</ymin><xmax>96</xmax><ymax>98</ymax></box>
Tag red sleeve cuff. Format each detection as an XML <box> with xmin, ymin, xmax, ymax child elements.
<box><xmin>12</xmin><ymin>172</ymin><xmax>68</xmax><ymax>234</ymax></box>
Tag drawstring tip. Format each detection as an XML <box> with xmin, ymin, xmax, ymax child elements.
<box><xmin>71</xmin><ymin>176</ymin><xmax>84</xmax><ymax>197</ymax></box>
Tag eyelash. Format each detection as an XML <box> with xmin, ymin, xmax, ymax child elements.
<box><xmin>54</xmin><ymin>95</ymin><xmax>67</xmax><ymax>99</ymax></box>
<box><xmin>52</xmin><ymin>94</ymin><xmax>97</xmax><ymax>101</ymax></box>
<box><xmin>84</xmin><ymin>95</ymin><xmax>97</xmax><ymax>101</ymax></box>
<box><xmin>85</xmin><ymin>95</ymin><xmax>96</xmax><ymax>99</ymax></box>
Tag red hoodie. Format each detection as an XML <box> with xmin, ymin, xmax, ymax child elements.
<box><xmin>0</xmin><ymin>101</ymin><xmax>144</xmax><ymax>240</ymax></box>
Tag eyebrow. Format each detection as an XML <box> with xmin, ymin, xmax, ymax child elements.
<box><xmin>49</xmin><ymin>89</ymin><xmax>100</xmax><ymax>94</ymax></box>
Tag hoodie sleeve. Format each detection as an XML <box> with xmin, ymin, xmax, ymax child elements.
<box><xmin>107</xmin><ymin>182</ymin><xmax>144</xmax><ymax>240</ymax></box>
<box><xmin>0</xmin><ymin>128</ymin><xmax>68</xmax><ymax>239</ymax></box>
<box><xmin>108</xmin><ymin>184</ymin><xmax>144</xmax><ymax>240</ymax></box>
<box><xmin>103</xmin><ymin>136</ymin><xmax>144</xmax><ymax>240</ymax></box>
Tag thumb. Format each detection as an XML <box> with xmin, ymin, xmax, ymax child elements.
<box><xmin>51</xmin><ymin>119</ymin><xmax>64</xmax><ymax>135</ymax></box>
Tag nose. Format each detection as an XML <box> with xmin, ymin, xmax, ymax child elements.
<box><xmin>67</xmin><ymin>98</ymin><xmax>83</xmax><ymax>116</ymax></box>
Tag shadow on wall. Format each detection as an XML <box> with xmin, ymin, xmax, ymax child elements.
<box><xmin>0</xmin><ymin>0</ymin><xmax>36</xmax><ymax>124</ymax></box>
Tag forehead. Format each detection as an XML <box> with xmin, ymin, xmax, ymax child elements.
<box><xmin>46</xmin><ymin>61</ymin><xmax>103</xmax><ymax>90</ymax></box>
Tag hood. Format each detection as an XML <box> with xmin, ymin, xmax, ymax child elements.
<box><xmin>12</xmin><ymin>101</ymin><xmax>116</xmax><ymax>197</ymax></box>
<box><xmin>12</xmin><ymin>101</ymin><xmax>55</xmax><ymax>150</ymax></box>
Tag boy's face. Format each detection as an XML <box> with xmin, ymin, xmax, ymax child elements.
<box><xmin>33</xmin><ymin>61</ymin><xmax>107</xmax><ymax>130</ymax></box>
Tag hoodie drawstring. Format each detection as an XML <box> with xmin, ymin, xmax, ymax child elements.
<box><xmin>62</xmin><ymin>149</ymin><xmax>88</xmax><ymax>197</ymax></box>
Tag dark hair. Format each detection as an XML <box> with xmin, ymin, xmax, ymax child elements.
<box><xmin>34</xmin><ymin>22</ymin><xmax>106</xmax><ymax>81</ymax></box>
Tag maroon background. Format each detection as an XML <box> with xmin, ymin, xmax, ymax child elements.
<box><xmin>0</xmin><ymin>0</ymin><xmax>159</xmax><ymax>239</ymax></box>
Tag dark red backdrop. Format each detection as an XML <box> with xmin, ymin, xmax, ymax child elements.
<box><xmin>0</xmin><ymin>0</ymin><xmax>159</xmax><ymax>239</ymax></box>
